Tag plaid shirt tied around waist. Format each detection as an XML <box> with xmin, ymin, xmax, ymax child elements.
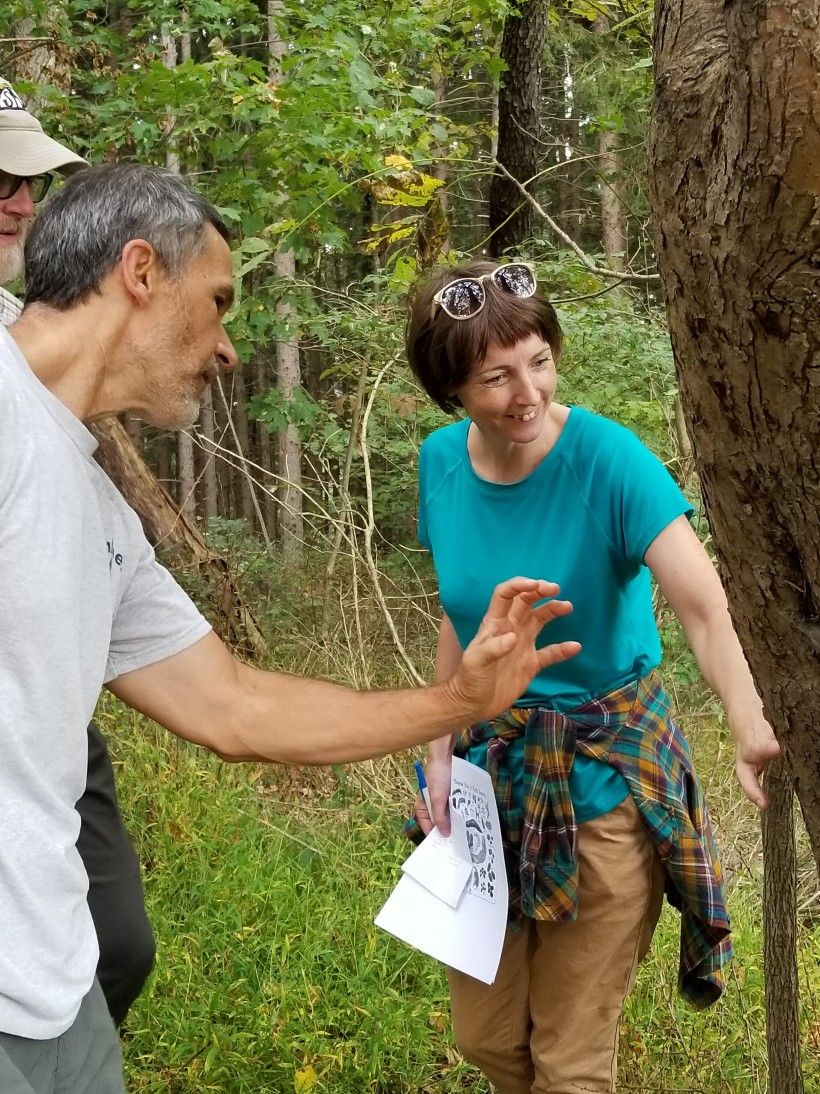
<box><xmin>456</xmin><ymin>673</ymin><xmax>732</xmax><ymax>1008</ymax></box>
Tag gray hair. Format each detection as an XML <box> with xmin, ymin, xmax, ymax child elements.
<box><xmin>24</xmin><ymin>164</ymin><xmax>231</xmax><ymax>309</ymax></box>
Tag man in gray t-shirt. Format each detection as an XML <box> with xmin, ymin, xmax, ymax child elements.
<box><xmin>0</xmin><ymin>79</ymin><xmax>157</xmax><ymax>1038</ymax></box>
<box><xmin>0</xmin><ymin>163</ymin><xmax>579</xmax><ymax>1092</ymax></box>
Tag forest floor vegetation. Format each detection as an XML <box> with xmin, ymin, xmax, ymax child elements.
<box><xmin>100</xmin><ymin>556</ymin><xmax>820</xmax><ymax>1093</ymax></box>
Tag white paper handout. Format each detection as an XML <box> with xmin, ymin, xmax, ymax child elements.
<box><xmin>400</xmin><ymin>806</ymin><xmax>472</xmax><ymax>908</ymax></box>
<box><xmin>376</xmin><ymin>757</ymin><xmax>508</xmax><ymax>984</ymax></box>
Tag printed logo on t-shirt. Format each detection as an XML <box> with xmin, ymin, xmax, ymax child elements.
<box><xmin>106</xmin><ymin>540</ymin><xmax>124</xmax><ymax>571</ymax></box>
<box><xmin>0</xmin><ymin>86</ymin><xmax>25</xmax><ymax>112</ymax></box>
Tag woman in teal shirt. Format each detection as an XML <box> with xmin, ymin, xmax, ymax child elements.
<box><xmin>406</xmin><ymin>260</ymin><xmax>780</xmax><ymax>1094</ymax></box>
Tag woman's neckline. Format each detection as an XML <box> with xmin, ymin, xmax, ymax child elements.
<box><xmin>462</xmin><ymin>404</ymin><xmax>576</xmax><ymax>487</ymax></box>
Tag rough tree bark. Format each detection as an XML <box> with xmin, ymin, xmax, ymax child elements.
<box><xmin>649</xmin><ymin>7</ymin><xmax>817</xmax><ymax>1084</ymax></box>
<box><xmin>487</xmin><ymin>0</ymin><xmax>549</xmax><ymax>256</ymax></box>
<box><xmin>649</xmin><ymin>1</ymin><xmax>819</xmax><ymax>850</ymax></box>
<box><xmin>762</xmin><ymin>760</ymin><xmax>803</xmax><ymax>1093</ymax></box>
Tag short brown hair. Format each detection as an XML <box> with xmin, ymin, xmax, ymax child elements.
<box><xmin>405</xmin><ymin>260</ymin><xmax>563</xmax><ymax>413</ymax></box>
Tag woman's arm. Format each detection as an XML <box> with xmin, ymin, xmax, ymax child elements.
<box><xmin>417</xmin><ymin>612</ymin><xmax>466</xmax><ymax>836</ymax></box>
<box><xmin>645</xmin><ymin>514</ymin><xmax>781</xmax><ymax>808</ymax></box>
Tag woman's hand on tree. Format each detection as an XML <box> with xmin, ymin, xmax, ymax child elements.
<box><xmin>732</xmin><ymin>709</ymin><xmax>781</xmax><ymax>809</ymax></box>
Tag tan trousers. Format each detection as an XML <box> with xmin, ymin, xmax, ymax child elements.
<box><xmin>447</xmin><ymin>795</ymin><xmax>666</xmax><ymax>1094</ymax></box>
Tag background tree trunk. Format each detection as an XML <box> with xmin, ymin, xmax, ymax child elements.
<box><xmin>593</xmin><ymin>16</ymin><xmax>626</xmax><ymax>270</ymax></box>
<box><xmin>558</xmin><ymin>116</ymin><xmax>581</xmax><ymax>244</ymax></box>
<box><xmin>230</xmin><ymin>365</ymin><xmax>257</xmax><ymax>528</ymax></box>
<box><xmin>762</xmin><ymin>760</ymin><xmax>804</xmax><ymax>1093</ymax></box>
<box><xmin>199</xmin><ymin>388</ymin><xmax>219</xmax><ymax>523</ymax></box>
<box><xmin>487</xmin><ymin>0</ymin><xmax>549</xmax><ymax>256</ymax></box>
<box><xmin>273</xmin><ymin>248</ymin><xmax>303</xmax><ymax>557</ymax></box>
<box><xmin>254</xmin><ymin>351</ymin><xmax>276</xmax><ymax>535</ymax></box>
<box><xmin>162</xmin><ymin>24</ymin><xmax>196</xmax><ymax>520</ymax></box>
<box><xmin>269</xmin><ymin>0</ymin><xmax>304</xmax><ymax>559</ymax></box>
<box><xmin>597</xmin><ymin>126</ymin><xmax>625</xmax><ymax>269</ymax></box>
<box><xmin>649</xmin><ymin>2</ymin><xmax>820</xmax><ymax>859</ymax></box>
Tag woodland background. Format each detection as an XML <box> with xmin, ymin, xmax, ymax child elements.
<box><xmin>2</xmin><ymin>0</ymin><xmax>819</xmax><ymax>1090</ymax></box>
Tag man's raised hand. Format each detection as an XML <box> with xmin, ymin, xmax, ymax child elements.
<box><xmin>444</xmin><ymin>578</ymin><xmax>581</xmax><ymax>721</ymax></box>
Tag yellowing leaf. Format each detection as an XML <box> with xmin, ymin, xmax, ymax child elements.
<box><xmin>294</xmin><ymin>1065</ymin><xmax>317</xmax><ymax>1092</ymax></box>
<box><xmin>384</xmin><ymin>153</ymin><xmax>411</xmax><ymax>168</ymax></box>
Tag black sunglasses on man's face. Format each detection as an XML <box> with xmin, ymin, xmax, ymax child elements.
<box><xmin>0</xmin><ymin>170</ymin><xmax>54</xmax><ymax>204</ymax></box>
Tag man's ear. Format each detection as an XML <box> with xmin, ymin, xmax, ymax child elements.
<box><xmin>120</xmin><ymin>239</ymin><xmax>159</xmax><ymax>307</ymax></box>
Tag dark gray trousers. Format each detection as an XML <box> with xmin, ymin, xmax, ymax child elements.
<box><xmin>0</xmin><ymin>981</ymin><xmax>125</xmax><ymax>1094</ymax></box>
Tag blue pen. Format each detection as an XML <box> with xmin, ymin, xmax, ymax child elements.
<box><xmin>414</xmin><ymin>760</ymin><xmax>433</xmax><ymax>816</ymax></box>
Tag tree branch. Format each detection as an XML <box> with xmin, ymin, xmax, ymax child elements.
<box><xmin>492</xmin><ymin>159</ymin><xmax>661</xmax><ymax>285</ymax></box>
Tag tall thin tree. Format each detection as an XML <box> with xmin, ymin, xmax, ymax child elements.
<box><xmin>269</xmin><ymin>0</ymin><xmax>304</xmax><ymax>559</ymax></box>
<box><xmin>593</xmin><ymin>16</ymin><xmax>626</xmax><ymax>269</ymax></box>
<box><xmin>161</xmin><ymin>22</ymin><xmax>196</xmax><ymax>520</ymax></box>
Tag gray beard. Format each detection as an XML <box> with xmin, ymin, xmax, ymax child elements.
<box><xmin>0</xmin><ymin>244</ymin><xmax>24</xmax><ymax>286</ymax></box>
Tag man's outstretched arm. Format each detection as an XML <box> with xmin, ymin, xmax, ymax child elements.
<box><xmin>108</xmin><ymin>578</ymin><xmax>580</xmax><ymax>765</ymax></box>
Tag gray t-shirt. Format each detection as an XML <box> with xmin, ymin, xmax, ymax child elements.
<box><xmin>0</xmin><ymin>325</ymin><xmax>211</xmax><ymax>1038</ymax></box>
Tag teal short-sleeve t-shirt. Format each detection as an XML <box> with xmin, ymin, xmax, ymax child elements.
<box><xmin>418</xmin><ymin>407</ymin><xmax>693</xmax><ymax>822</ymax></box>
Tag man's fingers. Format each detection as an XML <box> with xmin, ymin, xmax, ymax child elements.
<box><xmin>531</xmin><ymin>598</ymin><xmax>574</xmax><ymax>625</ymax></box>
<box><xmin>507</xmin><ymin>588</ymin><xmax>548</xmax><ymax>626</ymax></box>
<box><xmin>473</xmin><ymin>631</ymin><xmax>517</xmax><ymax>665</ymax></box>
<box><xmin>483</xmin><ymin>578</ymin><xmax>561</xmax><ymax>624</ymax></box>
<box><xmin>536</xmin><ymin>640</ymin><xmax>582</xmax><ymax>671</ymax></box>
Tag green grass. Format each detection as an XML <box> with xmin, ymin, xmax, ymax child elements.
<box><xmin>99</xmin><ymin>691</ymin><xmax>820</xmax><ymax>1093</ymax></box>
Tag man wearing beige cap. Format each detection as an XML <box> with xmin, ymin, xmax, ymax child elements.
<box><xmin>0</xmin><ymin>80</ymin><xmax>83</xmax><ymax>285</ymax></box>
<box><xmin>0</xmin><ymin>77</ymin><xmax>157</xmax><ymax>1036</ymax></box>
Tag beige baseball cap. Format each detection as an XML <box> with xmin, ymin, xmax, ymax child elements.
<box><xmin>0</xmin><ymin>79</ymin><xmax>86</xmax><ymax>176</ymax></box>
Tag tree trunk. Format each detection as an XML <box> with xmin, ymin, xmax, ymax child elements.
<box><xmin>428</xmin><ymin>64</ymin><xmax>452</xmax><ymax>259</ymax></box>
<box><xmin>255</xmin><ymin>351</ymin><xmax>276</xmax><ymax>535</ymax></box>
<box><xmin>762</xmin><ymin>760</ymin><xmax>804</xmax><ymax>1093</ymax></box>
<box><xmin>487</xmin><ymin>0</ymin><xmax>549</xmax><ymax>257</ymax></box>
<box><xmin>213</xmin><ymin>386</ymin><xmax>234</xmax><ymax>518</ymax></box>
<box><xmin>90</xmin><ymin>418</ymin><xmax>267</xmax><ymax>660</ymax></box>
<box><xmin>558</xmin><ymin>116</ymin><xmax>581</xmax><ymax>244</ymax></box>
<box><xmin>651</xmin><ymin>10</ymin><xmax>817</xmax><ymax>1082</ymax></box>
<box><xmin>269</xmin><ymin>0</ymin><xmax>304</xmax><ymax>560</ymax></box>
<box><xmin>593</xmin><ymin>16</ymin><xmax>626</xmax><ymax>268</ymax></box>
<box><xmin>156</xmin><ymin>433</ymin><xmax>172</xmax><ymax>494</ymax></box>
<box><xmin>161</xmin><ymin>25</ymin><xmax>196</xmax><ymax>520</ymax></box>
<box><xmin>230</xmin><ymin>365</ymin><xmax>256</xmax><ymax>528</ymax></box>
<box><xmin>274</xmin><ymin>250</ymin><xmax>304</xmax><ymax>558</ymax></box>
<box><xmin>13</xmin><ymin>11</ymin><xmax>67</xmax><ymax>94</ymax></box>
<box><xmin>199</xmin><ymin>387</ymin><xmax>219</xmax><ymax>523</ymax></box>
<box><xmin>598</xmin><ymin>127</ymin><xmax>625</xmax><ymax>268</ymax></box>
<box><xmin>649</xmin><ymin>0</ymin><xmax>820</xmax><ymax>858</ymax></box>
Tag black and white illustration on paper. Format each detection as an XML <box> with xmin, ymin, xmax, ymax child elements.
<box><xmin>450</xmin><ymin>777</ymin><xmax>498</xmax><ymax>903</ymax></box>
